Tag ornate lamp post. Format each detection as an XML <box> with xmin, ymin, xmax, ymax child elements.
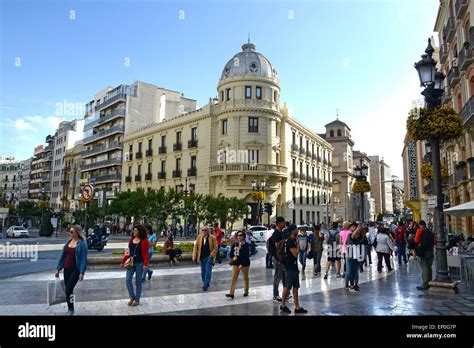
<box><xmin>251</xmin><ymin>178</ymin><xmax>266</xmax><ymax>225</ymax></box>
<box><xmin>414</xmin><ymin>38</ymin><xmax>456</xmax><ymax>291</ymax></box>
<box><xmin>354</xmin><ymin>158</ymin><xmax>368</xmax><ymax>222</ymax></box>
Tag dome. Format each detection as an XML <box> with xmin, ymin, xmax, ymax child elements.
<box><xmin>220</xmin><ymin>42</ymin><xmax>278</xmax><ymax>81</ymax></box>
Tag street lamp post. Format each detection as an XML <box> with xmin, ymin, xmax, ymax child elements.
<box><xmin>251</xmin><ymin>178</ymin><xmax>266</xmax><ymax>225</ymax></box>
<box><xmin>354</xmin><ymin>158</ymin><xmax>369</xmax><ymax>223</ymax></box>
<box><xmin>414</xmin><ymin>38</ymin><xmax>455</xmax><ymax>291</ymax></box>
<box><xmin>183</xmin><ymin>178</ymin><xmax>189</xmax><ymax>238</ymax></box>
<box><xmin>40</xmin><ymin>188</ymin><xmax>47</xmax><ymax>235</ymax></box>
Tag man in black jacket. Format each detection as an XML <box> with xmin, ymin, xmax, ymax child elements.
<box><xmin>269</xmin><ymin>216</ymin><xmax>286</xmax><ymax>302</ymax></box>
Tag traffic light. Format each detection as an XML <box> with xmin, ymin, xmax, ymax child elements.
<box><xmin>264</xmin><ymin>203</ymin><xmax>273</xmax><ymax>215</ymax></box>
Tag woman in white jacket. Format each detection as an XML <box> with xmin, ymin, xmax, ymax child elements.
<box><xmin>375</xmin><ymin>227</ymin><xmax>394</xmax><ymax>273</ymax></box>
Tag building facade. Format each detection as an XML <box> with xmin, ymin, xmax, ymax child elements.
<box><xmin>434</xmin><ymin>0</ymin><xmax>474</xmax><ymax>236</ymax></box>
<box><xmin>29</xmin><ymin>135</ymin><xmax>54</xmax><ymax>202</ymax></box>
<box><xmin>81</xmin><ymin>81</ymin><xmax>196</xmax><ymax>204</ymax></box>
<box><xmin>121</xmin><ymin>42</ymin><xmax>333</xmax><ymax>226</ymax></box>
<box><xmin>0</xmin><ymin>157</ymin><xmax>20</xmax><ymax>204</ymax></box>
<box><xmin>369</xmin><ymin>156</ymin><xmax>394</xmax><ymax>215</ymax></box>
<box><xmin>50</xmin><ymin>120</ymin><xmax>84</xmax><ymax>211</ymax></box>
<box><xmin>19</xmin><ymin>158</ymin><xmax>32</xmax><ymax>201</ymax></box>
<box><xmin>62</xmin><ymin>143</ymin><xmax>84</xmax><ymax>212</ymax></box>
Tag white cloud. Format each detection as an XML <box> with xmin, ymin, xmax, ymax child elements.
<box><xmin>14</xmin><ymin>119</ymin><xmax>37</xmax><ymax>131</ymax></box>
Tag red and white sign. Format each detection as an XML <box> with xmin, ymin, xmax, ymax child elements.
<box><xmin>82</xmin><ymin>184</ymin><xmax>94</xmax><ymax>202</ymax></box>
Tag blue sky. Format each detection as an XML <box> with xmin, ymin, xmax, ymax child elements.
<box><xmin>0</xmin><ymin>0</ymin><xmax>440</xmax><ymax>176</ymax></box>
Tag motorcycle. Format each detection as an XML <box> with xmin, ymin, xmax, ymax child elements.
<box><xmin>86</xmin><ymin>224</ymin><xmax>108</xmax><ymax>251</ymax></box>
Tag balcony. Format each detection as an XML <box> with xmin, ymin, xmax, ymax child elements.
<box><xmin>187</xmin><ymin>167</ymin><xmax>197</xmax><ymax>177</ymax></box>
<box><xmin>306</xmin><ymin>150</ymin><xmax>312</xmax><ymax>158</ymax></box>
<box><xmin>80</xmin><ymin>157</ymin><xmax>122</xmax><ymax>171</ymax></box>
<box><xmin>447</xmin><ymin>67</ymin><xmax>460</xmax><ymax>88</ymax></box>
<box><xmin>158</xmin><ymin>146</ymin><xmax>167</xmax><ymax>154</ymax></box>
<box><xmin>82</xmin><ymin>125</ymin><xmax>125</xmax><ymax>145</ymax></box>
<box><xmin>209</xmin><ymin>163</ymin><xmax>288</xmax><ymax>177</ymax></box>
<box><xmin>460</xmin><ymin>96</ymin><xmax>474</xmax><ymax>125</ymax></box>
<box><xmin>94</xmin><ymin>93</ymin><xmax>127</xmax><ymax>111</ymax></box>
<box><xmin>145</xmin><ymin>149</ymin><xmax>153</xmax><ymax>157</ymax></box>
<box><xmin>173</xmin><ymin>143</ymin><xmax>182</xmax><ymax>152</ymax></box>
<box><xmin>323</xmin><ymin>159</ymin><xmax>328</xmax><ymax>165</ymax></box>
<box><xmin>136</xmin><ymin>152</ymin><xmax>143</xmax><ymax>160</ymax></box>
<box><xmin>317</xmin><ymin>156</ymin><xmax>322</xmax><ymax>162</ymax></box>
<box><xmin>459</xmin><ymin>46</ymin><xmax>473</xmax><ymax>71</ymax></box>
<box><xmin>291</xmin><ymin>144</ymin><xmax>299</xmax><ymax>152</ymax></box>
<box><xmin>188</xmin><ymin>139</ymin><xmax>198</xmax><ymax>149</ymax></box>
<box><xmin>93</xmin><ymin>173</ymin><xmax>121</xmax><ymax>184</ymax></box>
<box><xmin>44</xmin><ymin>145</ymin><xmax>53</xmax><ymax>153</ymax></box>
<box><xmin>448</xmin><ymin>174</ymin><xmax>456</xmax><ymax>188</ymax></box>
<box><xmin>300</xmin><ymin>173</ymin><xmax>306</xmax><ymax>181</ymax></box>
<box><xmin>312</xmin><ymin>153</ymin><xmax>317</xmax><ymax>161</ymax></box>
<box><xmin>172</xmin><ymin>170</ymin><xmax>182</xmax><ymax>178</ymax></box>
<box><xmin>443</xmin><ymin>17</ymin><xmax>456</xmax><ymax>42</ymax></box>
<box><xmin>61</xmin><ymin>180</ymin><xmax>69</xmax><ymax>185</ymax></box>
<box><xmin>317</xmin><ymin>178</ymin><xmax>322</xmax><ymax>185</ymax></box>
<box><xmin>157</xmin><ymin>172</ymin><xmax>166</xmax><ymax>179</ymax></box>
<box><xmin>468</xmin><ymin>158</ymin><xmax>474</xmax><ymax>178</ymax></box>
<box><xmin>145</xmin><ymin>173</ymin><xmax>153</xmax><ymax>181</ymax></box>
<box><xmin>328</xmin><ymin>160</ymin><xmax>332</xmax><ymax>167</ymax></box>
<box><xmin>125</xmin><ymin>176</ymin><xmax>132</xmax><ymax>183</ymax></box>
<box><xmin>299</xmin><ymin>147</ymin><xmax>306</xmax><ymax>156</ymax></box>
<box><xmin>455</xmin><ymin>162</ymin><xmax>468</xmax><ymax>183</ymax></box>
<box><xmin>312</xmin><ymin>177</ymin><xmax>317</xmax><ymax>184</ymax></box>
<box><xmin>84</xmin><ymin>108</ymin><xmax>126</xmax><ymax>130</ymax></box>
<box><xmin>135</xmin><ymin>175</ymin><xmax>142</xmax><ymax>182</ymax></box>
<box><xmin>423</xmin><ymin>182</ymin><xmax>433</xmax><ymax>194</ymax></box>
<box><xmin>291</xmin><ymin>172</ymin><xmax>299</xmax><ymax>180</ymax></box>
<box><xmin>440</xmin><ymin>43</ymin><xmax>448</xmax><ymax>64</ymax></box>
<box><xmin>127</xmin><ymin>153</ymin><xmax>133</xmax><ymax>161</ymax></box>
<box><xmin>82</xmin><ymin>141</ymin><xmax>122</xmax><ymax>158</ymax></box>
<box><xmin>455</xmin><ymin>0</ymin><xmax>468</xmax><ymax>19</ymax></box>
<box><xmin>442</xmin><ymin>87</ymin><xmax>453</xmax><ymax>105</ymax></box>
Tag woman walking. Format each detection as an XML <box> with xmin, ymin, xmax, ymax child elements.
<box><xmin>225</xmin><ymin>231</ymin><xmax>250</xmax><ymax>299</ymax></box>
<box><xmin>142</xmin><ymin>225</ymin><xmax>157</xmax><ymax>282</ymax></box>
<box><xmin>55</xmin><ymin>225</ymin><xmax>88</xmax><ymax>315</ymax></box>
<box><xmin>375</xmin><ymin>227</ymin><xmax>394</xmax><ymax>273</ymax></box>
<box><xmin>297</xmin><ymin>228</ymin><xmax>310</xmax><ymax>276</ymax></box>
<box><xmin>346</xmin><ymin>224</ymin><xmax>365</xmax><ymax>291</ymax></box>
<box><xmin>121</xmin><ymin>225</ymin><xmax>149</xmax><ymax>306</ymax></box>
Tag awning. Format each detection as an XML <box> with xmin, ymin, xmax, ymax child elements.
<box><xmin>444</xmin><ymin>200</ymin><xmax>474</xmax><ymax>217</ymax></box>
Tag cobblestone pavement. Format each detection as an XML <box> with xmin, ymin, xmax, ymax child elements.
<box><xmin>0</xmin><ymin>246</ymin><xmax>473</xmax><ymax>315</ymax></box>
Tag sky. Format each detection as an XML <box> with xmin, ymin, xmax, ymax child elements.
<box><xmin>0</xmin><ymin>0</ymin><xmax>441</xmax><ymax>177</ymax></box>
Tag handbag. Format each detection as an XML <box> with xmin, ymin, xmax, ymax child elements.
<box><xmin>307</xmin><ymin>249</ymin><xmax>314</xmax><ymax>259</ymax></box>
<box><xmin>124</xmin><ymin>241</ymin><xmax>139</xmax><ymax>269</ymax></box>
<box><xmin>47</xmin><ymin>278</ymin><xmax>67</xmax><ymax>306</ymax></box>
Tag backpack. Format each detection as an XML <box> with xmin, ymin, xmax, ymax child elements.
<box><xmin>327</xmin><ymin>230</ymin><xmax>339</xmax><ymax>246</ymax></box>
<box><xmin>276</xmin><ymin>238</ymin><xmax>287</xmax><ymax>263</ymax></box>
<box><xmin>395</xmin><ymin>227</ymin><xmax>405</xmax><ymax>243</ymax></box>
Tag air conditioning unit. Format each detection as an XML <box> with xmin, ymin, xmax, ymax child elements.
<box><xmin>452</xmin><ymin>58</ymin><xmax>458</xmax><ymax>68</ymax></box>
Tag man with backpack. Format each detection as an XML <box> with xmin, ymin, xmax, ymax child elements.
<box><xmin>395</xmin><ymin>221</ymin><xmax>408</xmax><ymax>265</ymax></box>
<box><xmin>268</xmin><ymin>216</ymin><xmax>286</xmax><ymax>302</ymax></box>
<box><xmin>414</xmin><ymin>220</ymin><xmax>436</xmax><ymax>290</ymax></box>
<box><xmin>323</xmin><ymin>222</ymin><xmax>342</xmax><ymax>280</ymax></box>
<box><xmin>280</xmin><ymin>224</ymin><xmax>308</xmax><ymax>314</ymax></box>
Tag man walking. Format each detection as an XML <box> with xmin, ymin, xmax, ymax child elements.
<box><xmin>280</xmin><ymin>224</ymin><xmax>308</xmax><ymax>314</ymax></box>
<box><xmin>214</xmin><ymin>222</ymin><xmax>223</xmax><ymax>264</ymax></box>
<box><xmin>395</xmin><ymin>221</ymin><xmax>408</xmax><ymax>265</ymax></box>
<box><xmin>308</xmin><ymin>224</ymin><xmax>324</xmax><ymax>276</ymax></box>
<box><xmin>192</xmin><ymin>226</ymin><xmax>218</xmax><ymax>291</ymax></box>
<box><xmin>415</xmin><ymin>220</ymin><xmax>436</xmax><ymax>290</ymax></box>
<box><xmin>268</xmin><ymin>216</ymin><xmax>286</xmax><ymax>302</ymax></box>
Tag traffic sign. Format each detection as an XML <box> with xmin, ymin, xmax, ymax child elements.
<box><xmin>427</xmin><ymin>195</ymin><xmax>437</xmax><ymax>209</ymax></box>
<box><xmin>82</xmin><ymin>184</ymin><xmax>94</xmax><ymax>202</ymax></box>
<box><xmin>50</xmin><ymin>217</ymin><xmax>58</xmax><ymax>228</ymax></box>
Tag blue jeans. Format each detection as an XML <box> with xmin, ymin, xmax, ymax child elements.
<box><xmin>200</xmin><ymin>256</ymin><xmax>213</xmax><ymax>289</ymax></box>
<box><xmin>219</xmin><ymin>246</ymin><xmax>231</xmax><ymax>259</ymax></box>
<box><xmin>142</xmin><ymin>253</ymin><xmax>153</xmax><ymax>280</ymax></box>
<box><xmin>347</xmin><ymin>258</ymin><xmax>359</xmax><ymax>286</ymax></box>
<box><xmin>298</xmin><ymin>250</ymin><xmax>307</xmax><ymax>271</ymax></box>
<box><xmin>126</xmin><ymin>262</ymin><xmax>144</xmax><ymax>301</ymax></box>
<box><xmin>397</xmin><ymin>243</ymin><xmax>407</xmax><ymax>264</ymax></box>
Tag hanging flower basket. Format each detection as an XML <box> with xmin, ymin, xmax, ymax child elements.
<box><xmin>406</xmin><ymin>106</ymin><xmax>463</xmax><ymax>141</ymax></box>
<box><xmin>352</xmin><ymin>180</ymin><xmax>371</xmax><ymax>193</ymax></box>
<box><xmin>420</xmin><ymin>162</ymin><xmax>449</xmax><ymax>181</ymax></box>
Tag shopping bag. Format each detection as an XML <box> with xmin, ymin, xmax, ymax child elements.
<box><xmin>47</xmin><ymin>279</ymin><xmax>67</xmax><ymax>306</ymax></box>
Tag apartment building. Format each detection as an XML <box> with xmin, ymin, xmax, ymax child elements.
<box><xmin>29</xmin><ymin>135</ymin><xmax>54</xmax><ymax>202</ymax></box>
<box><xmin>0</xmin><ymin>157</ymin><xmax>20</xmax><ymax>204</ymax></box>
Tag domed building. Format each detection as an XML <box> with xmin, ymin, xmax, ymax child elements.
<box><xmin>121</xmin><ymin>41</ymin><xmax>334</xmax><ymax>226</ymax></box>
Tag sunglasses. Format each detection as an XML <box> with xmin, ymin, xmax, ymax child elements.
<box><xmin>237</xmin><ymin>234</ymin><xmax>244</xmax><ymax>237</ymax></box>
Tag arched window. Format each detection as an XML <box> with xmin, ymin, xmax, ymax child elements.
<box><xmin>330</xmin><ymin>130</ymin><xmax>334</xmax><ymax>137</ymax></box>
<box><xmin>337</xmin><ymin>129</ymin><xmax>342</xmax><ymax>137</ymax></box>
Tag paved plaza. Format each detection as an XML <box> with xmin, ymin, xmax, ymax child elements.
<box><xmin>1</xmin><ymin>246</ymin><xmax>473</xmax><ymax>316</ymax></box>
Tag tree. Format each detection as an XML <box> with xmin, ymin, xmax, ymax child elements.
<box><xmin>39</xmin><ymin>209</ymin><xmax>54</xmax><ymax>237</ymax></box>
<box><xmin>108</xmin><ymin>191</ymin><xmax>133</xmax><ymax>218</ymax></box>
<box><xmin>376</xmin><ymin>213</ymin><xmax>384</xmax><ymax>222</ymax></box>
<box><xmin>17</xmin><ymin>201</ymin><xmax>41</xmax><ymax>219</ymax></box>
<box><xmin>225</xmin><ymin>197</ymin><xmax>248</xmax><ymax>236</ymax></box>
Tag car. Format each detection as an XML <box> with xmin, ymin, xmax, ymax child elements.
<box><xmin>297</xmin><ymin>224</ymin><xmax>313</xmax><ymax>236</ymax></box>
<box><xmin>230</xmin><ymin>226</ymin><xmax>268</xmax><ymax>243</ymax></box>
<box><xmin>6</xmin><ymin>226</ymin><xmax>30</xmax><ymax>238</ymax></box>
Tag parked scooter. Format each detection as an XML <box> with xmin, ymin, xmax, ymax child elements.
<box><xmin>86</xmin><ymin>224</ymin><xmax>108</xmax><ymax>251</ymax></box>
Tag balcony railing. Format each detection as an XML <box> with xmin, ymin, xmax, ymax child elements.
<box><xmin>299</xmin><ymin>147</ymin><xmax>306</xmax><ymax>155</ymax></box>
<box><xmin>125</xmin><ymin>176</ymin><xmax>132</xmax><ymax>183</ymax></box>
<box><xmin>81</xmin><ymin>157</ymin><xmax>122</xmax><ymax>171</ymax></box>
<box><xmin>448</xmin><ymin>174</ymin><xmax>456</xmax><ymax>187</ymax></box>
<box><xmin>317</xmin><ymin>156</ymin><xmax>322</xmax><ymax>162</ymax></box>
<box><xmin>209</xmin><ymin>163</ymin><xmax>288</xmax><ymax>176</ymax></box>
<box><xmin>94</xmin><ymin>93</ymin><xmax>127</xmax><ymax>111</ymax></box>
<box><xmin>136</xmin><ymin>151</ymin><xmax>143</xmax><ymax>160</ymax></box>
<box><xmin>291</xmin><ymin>172</ymin><xmax>299</xmax><ymax>179</ymax></box>
<box><xmin>93</xmin><ymin>173</ymin><xmax>121</xmax><ymax>183</ymax></box>
<box><xmin>323</xmin><ymin>159</ymin><xmax>328</xmax><ymax>165</ymax></box>
<box><xmin>61</xmin><ymin>180</ymin><xmax>69</xmax><ymax>185</ymax></box>
<box><xmin>312</xmin><ymin>177</ymin><xmax>317</xmax><ymax>184</ymax></box>
<box><xmin>447</xmin><ymin>67</ymin><xmax>460</xmax><ymax>88</ymax></box>
<box><xmin>455</xmin><ymin>0</ymin><xmax>468</xmax><ymax>19</ymax></box>
<box><xmin>158</xmin><ymin>146</ymin><xmax>167</xmax><ymax>154</ymax></box>
<box><xmin>300</xmin><ymin>173</ymin><xmax>306</xmax><ymax>181</ymax></box>
<box><xmin>459</xmin><ymin>46</ymin><xmax>473</xmax><ymax>71</ymax></box>
<box><xmin>442</xmin><ymin>87</ymin><xmax>453</xmax><ymax>105</ymax></box>
<box><xmin>84</xmin><ymin>108</ymin><xmax>126</xmax><ymax>130</ymax></box>
<box><xmin>312</xmin><ymin>153</ymin><xmax>317</xmax><ymax>161</ymax></box>
<box><xmin>188</xmin><ymin>139</ymin><xmax>198</xmax><ymax>149</ymax></box>
<box><xmin>145</xmin><ymin>173</ymin><xmax>153</xmax><ymax>181</ymax></box>
<box><xmin>173</xmin><ymin>143</ymin><xmax>182</xmax><ymax>151</ymax></box>
<box><xmin>460</xmin><ymin>96</ymin><xmax>474</xmax><ymax>125</ymax></box>
<box><xmin>82</xmin><ymin>141</ymin><xmax>122</xmax><ymax>158</ymax></box>
<box><xmin>83</xmin><ymin>125</ymin><xmax>125</xmax><ymax>144</ymax></box>
<box><xmin>187</xmin><ymin>167</ymin><xmax>197</xmax><ymax>177</ymax></box>
<box><xmin>135</xmin><ymin>175</ymin><xmax>142</xmax><ymax>182</ymax></box>
<box><xmin>328</xmin><ymin>160</ymin><xmax>332</xmax><ymax>167</ymax></box>
<box><xmin>157</xmin><ymin>172</ymin><xmax>166</xmax><ymax>179</ymax></box>
<box><xmin>443</xmin><ymin>17</ymin><xmax>456</xmax><ymax>42</ymax></box>
<box><xmin>172</xmin><ymin>170</ymin><xmax>182</xmax><ymax>178</ymax></box>
<box><xmin>44</xmin><ymin>145</ymin><xmax>53</xmax><ymax>153</ymax></box>
<box><xmin>291</xmin><ymin>144</ymin><xmax>299</xmax><ymax>152</ymax></box>
<box><xmin>127</xmin><ymin>153</ymin><xmax>133</xmax><ymax>161</ymax></box>
<box><xmin>306</xmin><ymin>150</ymin><xmax>312</xmax><ymax>158</ymax></box>
<box><xmin>145</xmin><ymin>149</ymin><xmax>153</xmax><ymax>157</ymax></box>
